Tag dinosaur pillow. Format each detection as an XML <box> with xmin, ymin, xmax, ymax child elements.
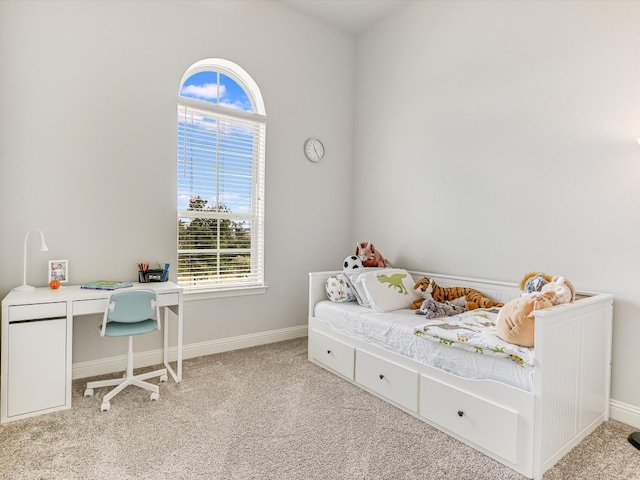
<box><xmin>360</xmin><ymin>269</ymin><xmax>420</xmax><ymax>312</ymax></box>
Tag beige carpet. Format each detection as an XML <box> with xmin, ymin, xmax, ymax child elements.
<box><xmin>1</xmin><ymin>337</ymin><xmax>640</xmax><ymax>479</ymax></box>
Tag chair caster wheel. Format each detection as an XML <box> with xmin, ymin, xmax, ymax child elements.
<box><xmin>84</xmin><ymin>388</ymin><xmax>94</xmax><ymax>397</ymax></box>
<box><xmin>100</xmin><ymin>401</ymin><xmax>110</xmax><ymax>412</ymax></box>
<box><xmin>160</xmin><ymin>374</ymin><xmax>168</xmax><ymax>383</ymax></box>
<box><xmin>150</xmin><ymin>392</ymin><xmax>160</xmax><ymax>401</ymax></box>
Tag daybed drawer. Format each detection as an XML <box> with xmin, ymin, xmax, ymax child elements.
<box><xmin>309</xmin><ymin>330</ymin><xmax>355</xmax><ymax>380</ymax></box>
<box><xmin>419</xmin><ymin>375</ymin><xmax>518</xmax><ymax>464</ymax></box>
<box><xmin>355</xmin><ymin>349</ymin><xmax>418</xmax><ymax>412</ymax></box>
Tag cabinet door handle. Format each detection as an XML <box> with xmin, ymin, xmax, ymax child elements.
<box><xmin>326</xmin><ymin>350</ymin><xmax>332</xmax><ymax>354</ymax></box>
<box><xmin>457</xmin><ymin>410</ymin><xmax>464</xmax><ymax>417</ymax></box>
<box><xmin>379</xmin><ymin>374</ymin><xmax>385</xmax><ymax>380</ymax></box>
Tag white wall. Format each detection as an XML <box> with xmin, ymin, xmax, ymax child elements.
<box><xmin>0</xmin><ymin>1</ymin><xmax>354</xmax><ymax>362</ymax></box>
<box><xmin>4</xmin><ymin>0</ymin><xmax>640</xmax><ymax>424</ymax></box>
<box><xmin>354</xmin><ymin>0</ymin><xmax>640</xmax><ymax>420</ymax></box>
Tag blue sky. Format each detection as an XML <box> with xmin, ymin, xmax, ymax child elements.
<box><xmin>178</xmin><ymin>72</ymin><xmax>255</xmax><ymax>216</ymax></box>
<box><xmin>180</xmin><ymin>71</ymin><xmax>252</xmax><ymax>111</ymax></box>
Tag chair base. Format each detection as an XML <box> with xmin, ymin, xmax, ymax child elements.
<box><xmin>84</xmin><ymin>336</ymin><xmax>167</xmax><ymax>411</ymax></box>
<box><xmin>85</xmin><ymin>368</ymin><xmax>167</xmax><ymax>410</ymax></box>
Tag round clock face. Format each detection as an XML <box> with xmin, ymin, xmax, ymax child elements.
<box><xmin>304</xmin><ymin>138</ymin><xmax>325</xmax><ymax>162</ymax></box>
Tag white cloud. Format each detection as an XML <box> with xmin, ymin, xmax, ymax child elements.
<box><xmin>181</xmin><ymin>83</ymin><xmax>226</xmax><ymax>100</ymax></box>
<box><xmin>220</xmin><ymin>99</ymin><xmax>252</xmax><ymax>112</ymax></box>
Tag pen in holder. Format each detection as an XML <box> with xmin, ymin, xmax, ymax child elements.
<box><xmin>138</xmin><ymin>263</ymin><xmax>170</xmax><ymax>283</ymax></box>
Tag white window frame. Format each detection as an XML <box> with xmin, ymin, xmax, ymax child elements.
<box><xmin>177</xmin><ymin>59</ymin><xmax>266</xmax><ymax>299</ymax></box>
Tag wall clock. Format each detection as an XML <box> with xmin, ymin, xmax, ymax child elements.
<box><xmin>304</xmin><ymin>137</ymin><xmax>325</xmax><ymax>162</ymax></box>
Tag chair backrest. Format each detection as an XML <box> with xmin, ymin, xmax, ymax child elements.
<box><xmin>106</xmin><ymin>290</ymin><xmax>158</xmax><ymax>323</ymax></box>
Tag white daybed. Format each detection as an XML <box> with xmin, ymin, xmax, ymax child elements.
<box><xmin>308</xmin><ymin>270</ymin><xmax>613</xmax><ymax>480</ymax></box>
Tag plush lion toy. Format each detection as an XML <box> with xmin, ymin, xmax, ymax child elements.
<box><xmin>355</xmin><ymin>242</ymin><xmax>390</xmax><ymax>268</ymax></box>
<box><xmin>411</xmin><ymin>276</ymin><xmax>502</xmax><ymax>311</ymax></box>
<box><xmin>519</xmin><ymin>272</ymin><xmax>553</xmax><ymax>294</ymax></box>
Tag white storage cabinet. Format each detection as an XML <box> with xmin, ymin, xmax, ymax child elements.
<box><xmin>2</xmin><ymin>301</ymin><xmax>70</xmax><ymax>422</ymax></box>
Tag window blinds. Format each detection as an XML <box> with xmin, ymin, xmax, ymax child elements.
<box><xmin>177</xmin><ymin>100</ymin><xmax>265</xmax><ymax>289</ymax></box>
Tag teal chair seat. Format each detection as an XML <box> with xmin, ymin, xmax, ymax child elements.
<box><xmin>105</xmin><ymin>319</ymin><xmax>158</xmax><ymax>337</ymax></box>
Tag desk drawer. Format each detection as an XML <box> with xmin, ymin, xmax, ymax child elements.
<box><xmin>419</xmin><ymin>375</ymin><xmax>518</xmax><ymax>463</ymax></box>
<box><xmin>157</xmin><ymin>292</ymin><xmax>179</xmax><ymax>307</ymax></box>
<box><xmin>73</xmin><ymin>299</ymin><xmax>108</xmax><ymax>316</ymax></box>
<box><xmin>309</xmin><ymin>330</ymin><xmax>355</xmax><ymax>380</ymax></box>
<box><xmin>355</xmin><ymin>349</ymin><xmax>418</xmax><ymax>412</ymax></box>
<box><xmin>9</xmin><ymin>302</ymin><xmax>66</xmax><ymax>322</ymax></box>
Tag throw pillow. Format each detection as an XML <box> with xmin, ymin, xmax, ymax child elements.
<box><xmin>343</xmin><ymin>267</ymin><xmax>386</xmax><ymax>307</ymax></box>
<box><xmin>325</xmin><ymin>273</ymin><xmax>356</xmax><ymax>303</ymax></box>
<box><xmin>360</xmin><ymin>269</ymin><xmax>420</xmax><ymax>312</ymax></box>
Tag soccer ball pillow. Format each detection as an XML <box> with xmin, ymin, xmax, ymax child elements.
<box><xmin>343</xmin><ymin>255</ymin><xmax>363</xmax><ymax>271</ymax></box>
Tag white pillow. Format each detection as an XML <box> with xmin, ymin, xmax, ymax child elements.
<box><xmin>343</xmin><ymin>267</ymin><xmax>386</xmax><ymax>307</ymax></box>
<box><xmin>360</xmin><ymin>269</ymin><xmax>420</xmax><ymax>312</ymax></box>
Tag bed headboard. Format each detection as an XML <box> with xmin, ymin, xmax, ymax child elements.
<box><xmin>309</xmin><ymin>270</ymin><xmax>522</xmax><ymax>315</ymax></box>
<box><xmin>309</xmin><ymin>269</ymin><xmax>607</xmax><ymax>317</ymax></box>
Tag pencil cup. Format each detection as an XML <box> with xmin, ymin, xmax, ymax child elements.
<box><xmin>139</xmin><ymin>269</ymin><xmax>165</xmax><ymax>283</ymax></box>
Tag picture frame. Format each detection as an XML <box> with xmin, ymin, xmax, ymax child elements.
<box><xmin>48</xmin><ymin>259</ymin><xmax>69</xmax><ymax>283</ymax></box>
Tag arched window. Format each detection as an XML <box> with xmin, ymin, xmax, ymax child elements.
<box><xmin>177</xmin><ymin>59</ymin><xmax>265</xmax><ymax>293</ymax></box>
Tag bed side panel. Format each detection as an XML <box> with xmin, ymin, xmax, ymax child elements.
<box><xmin>533</xmin><ymin>295</ymin><xmax>613</xmax><ymax>476</ymax></box>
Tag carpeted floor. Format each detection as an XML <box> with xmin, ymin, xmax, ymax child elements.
<box><xmin>1</xmin><ymin>337</ymin><xmax>640</xmax><ymax>479</ymax></box>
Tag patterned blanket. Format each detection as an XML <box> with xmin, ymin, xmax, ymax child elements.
<box><xmin>413</xmin><ymin>308</ymin><xmax>534</xmax><ymax>367</ymax></box>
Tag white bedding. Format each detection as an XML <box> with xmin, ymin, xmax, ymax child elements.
<box><xmin>314</xmin><ymin>300</ymin><xmax>534</xmax><ymax>392</ymax></box>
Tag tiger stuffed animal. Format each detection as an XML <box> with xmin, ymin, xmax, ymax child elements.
<box><xmin>411</xmin><ymin>276</ymin><xmax>502</xmax><ymax>311</ymax></box>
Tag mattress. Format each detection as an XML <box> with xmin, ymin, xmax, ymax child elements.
<box><xmin>314</xmin><ymin>300</ymin><xmax>533</xmax><ymax>392</ymax></box>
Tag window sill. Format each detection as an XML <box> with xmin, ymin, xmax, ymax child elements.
<box><xmin>183</xmin><ymin>285</ymin><xmax>268</xmax><ymax>302</ymax></box>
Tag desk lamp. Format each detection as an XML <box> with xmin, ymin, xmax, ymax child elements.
<box><xmin>14</xmin><ymin>228</ymin><xmax>48</xmax><ymax>292</ymax></box>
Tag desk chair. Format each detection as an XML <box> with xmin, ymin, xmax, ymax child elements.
<box><xmin>84</xmin><ymin>290</ymin><xmax>168</xmax><ymax>411</ymax></box>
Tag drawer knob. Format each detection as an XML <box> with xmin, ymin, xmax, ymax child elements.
<box><xmin>457</xmin><ymin>410</ymin><xmax>464</xmax><ymax>417</ymax></box>
<box><xmin>379</xmin><ymin>374</ymin><xmax>385</xmax><ymax>380</ymax></box>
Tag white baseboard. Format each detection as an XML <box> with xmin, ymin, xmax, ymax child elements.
<box><xmin>610</xmin><ymin>399</ymin><xmax>640</xmax><ymax>429</ymax></box>
<box><xmin>72</xmin><ymin>325</ymin><xmax>308</xmax><ymax>380</ymax></box>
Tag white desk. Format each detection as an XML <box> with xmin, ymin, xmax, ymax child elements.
<box><xmin>1</xmin><ymin>282</ymin><xmax>183</xmax><ymax>423</ymax></box>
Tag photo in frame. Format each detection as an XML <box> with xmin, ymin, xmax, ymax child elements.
<box><xmin>48</xmin><ymin>259</ymin><xmax>69</xmax><ymax>283</ymax></box>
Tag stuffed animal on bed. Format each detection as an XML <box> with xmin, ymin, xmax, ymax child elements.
<box><xmin>411</xmin><ymin>276</ymin><xmax>502</xmax><ymax>311</ymax></box>
<box><xmin>496</xmin><ymin>291</ymin><xmax>556</xmax><ymax>347</ymax></box>
<box><xmin>540</xmin><ymin>276</ymin><xmax>575</xmax><ymax>304</ymax></box>
<box><xmin>519</xmin><ymin>272</ymin><xmax>552</xmax><ymax>295</ymax></box>
<box><xmin>415</xmin><ymin>298</ymin><xmax>466</xmax><ymax>318</ymax></box>
<box><xmin>356</xmin><ymin>242</ymin><xmax>390</xmax><ymax>268</ymax></box>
